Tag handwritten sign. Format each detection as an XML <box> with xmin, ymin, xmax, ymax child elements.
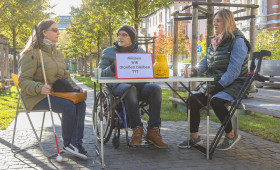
<box><xmin>115</xmin><ymin>53</ymin><xmax>154</xmax><ymax>79</ymax></box>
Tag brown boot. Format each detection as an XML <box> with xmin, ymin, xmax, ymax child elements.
<box><xmin>130</xmin><ymin>126</ymin><xmax>143</xmax><ymax>146</ymax></box>
<box><xmin>145</xmin><ymin>127</ymin><xmax>168</xmax><ymax>148</ymax></box>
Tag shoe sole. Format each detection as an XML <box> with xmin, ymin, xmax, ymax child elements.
<box><xmin>129</xmin><ymin>143</ymin><xmax>142</xmax><ymax>146</ymax></box>
<box><xmin>145</xmin><ymin>139</ymin><xmax>168</xmax><ymax>149</ymax></box>
<box><xmin>63</xmin><ymin>148</ymin><xmax>88</xmax><ymax>160</ymax></box>
<box><xmin>217</xmin><ymin>134</ymin><xmax>241</xmax><ymax>151</ymax></box>
<box><xmin>177</xmin><ymin>145</ymin><xmax>189</xmax><ymax>149</ymax></box>
<box><xmin>177</xmin><ymin>140</ymin><xmax>203</xmax><ymax>149</ymax></box>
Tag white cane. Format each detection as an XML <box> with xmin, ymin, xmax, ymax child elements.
<box><xmin>34</xmin><ymin>25</ymin><xmax>63</xmax><ymax>162</ymax></box>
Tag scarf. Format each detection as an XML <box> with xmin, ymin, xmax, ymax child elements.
<box><xmin>114</xmin><ymin>42</ymin><xmax>138</xmax><ymax>52</ymax></box>
<box><xmin>43</xmin><ymin>38</ymin><xmax>57</xmax><ymax>47</ymax></box>
<box><xmin>211</xmin><ymin>33</ymin><xmax>223</xmax><ymax>51</ymax></box>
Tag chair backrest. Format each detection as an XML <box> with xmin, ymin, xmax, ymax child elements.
<box><xmin>11</xmin><ymin>73</ymin><xmax>29</xmax><ymax>111</ymax></box>
<box><xmin>11</xmin><ymin>74</ymin><xmax>19</xmax><ymax>89</ymax></box>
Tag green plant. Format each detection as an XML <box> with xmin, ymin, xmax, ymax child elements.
<box><xmin>0</xmin><ymin>86</ymin><xmax>18</xmax><ymax>130</ymax></box>
<box><xmin>74</xmin><ymin>75</ymin><xmax>99</xmax><ymax>91</ymax></box>
<box><xmin>255</xmin><ymin>29</ymin><xmax>280</xmax><ymax>60</ymax></box>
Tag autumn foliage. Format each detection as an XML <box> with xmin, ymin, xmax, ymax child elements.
<box><xmin>151</xmin><ymin>22</ymin><xmax>191</xmax><ymax>61</ymax></box>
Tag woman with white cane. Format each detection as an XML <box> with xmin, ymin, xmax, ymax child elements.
<box><xmin>18</xmin><ymin>19</ymin><xmax>87</xmax><ymax>160</ymax></box>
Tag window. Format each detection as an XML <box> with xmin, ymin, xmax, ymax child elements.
<box><xmin>168</xmin><ymin>25</ymin><xmax>171</xmax><ymax>36</ymax></box>
<box><xmin>169</xmin><ymin>8</ymin><xmax>171</xmax><ymax>19</ymax></box>
<box><xmin>156</xmin><ymin>15</ymin><xmax>157</xmax><ymax>25</ymax></box>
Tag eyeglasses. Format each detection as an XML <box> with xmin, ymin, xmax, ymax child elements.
<box><xmin>117</xmin><ymin>33</ymin><xmax>128</xmax><ymax>37</ymax></box>
<box><xmin>46</xmin><ymin>28</ymin><xmax>59</xmax><ymax>33</ymax></box>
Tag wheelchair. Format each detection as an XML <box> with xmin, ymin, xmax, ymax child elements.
<box><xmin>92</xmin><ymin>85</ymin><xmax>150</xmax><ymax>149</ymax></box>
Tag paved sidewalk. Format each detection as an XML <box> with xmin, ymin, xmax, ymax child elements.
<box><xmin>1</xmin><ymin>79</ymin><xmax>280</xmax><ymax>169</ymax></box>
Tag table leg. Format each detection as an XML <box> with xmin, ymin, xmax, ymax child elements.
<box><xmin>187</xmin><ymin>81</ymin><xmax>191</xmax><ymax>148</ymax></box>
<box><xmin>100</xmin><ymin>83</ymin><xmax>105</xmax><ymax>168</ymax></box>
<box><xmin>206</xmin><ymin>81</ymin><xmax>210</xmax><ymax>160</ymax></box>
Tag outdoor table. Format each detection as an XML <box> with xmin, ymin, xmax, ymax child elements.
<box><xmin>93</xmin><ymin>76</ymin><xmax>214</xmax><ymax>168</ymax></box>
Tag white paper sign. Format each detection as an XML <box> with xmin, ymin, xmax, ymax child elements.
<box><xmin>115</xmin><ymin>53</ymin><xmax>154</xmax><ymax>79</ymax></box>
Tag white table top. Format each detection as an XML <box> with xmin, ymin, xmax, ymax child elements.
<box><xmin>96</xmin><ymin>76</ymin><xmax>214</xmax><ymax>83</ymax></box>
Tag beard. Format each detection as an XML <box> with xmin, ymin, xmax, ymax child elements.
<box><xmin>118</xmin><ymin>41</ymin><xmax>126</xmax><ymax>47</ymax></box>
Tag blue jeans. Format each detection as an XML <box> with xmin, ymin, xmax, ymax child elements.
<box><xmin>110</xmin><ymin>83</ymin><xmax>162</xmax><ymax>130</ymax></box>
<box><xmin>33</xmin><ymin>96</ymin><xmax>86</xmax><ymax>146</ymax></box>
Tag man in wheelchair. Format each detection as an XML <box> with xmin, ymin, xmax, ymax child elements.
<box><xmin>98</xmin><ymin>25</ymin><xmax>168</xmax><ymax>148</ymax></box>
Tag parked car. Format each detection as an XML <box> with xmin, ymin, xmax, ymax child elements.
<box><xmin>169</xmin><ymin>63</ymin><xmax>191</xmax><ymax>76</ymax></box>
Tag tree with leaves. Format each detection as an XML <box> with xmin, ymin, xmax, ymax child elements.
<box><xmin>152</xmin><ymin>22</ymin><xmax>190</xmax><ymax>62</ymax></box>
<box><xmin>0</xmin><ymin>0</ymin><xmax>52</xmax><ymax>73</ymax></box>
<box><xmin>255</xmin><ymin>29</ymin><xmax>280</xmax><ymax>60</ymax></box>
<box><xmin>120</xmin><ymin>0</ymin><xmax>172</xmax><ymax>34</ymax></box>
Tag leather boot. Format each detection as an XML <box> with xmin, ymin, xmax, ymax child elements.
<box><xmin>145</xmin><ymin>127</ymin><xmax>168</xmax><ymax>148</ymax></box>
<box><xmin>130</xmin><ymin>126</ymin><xmax>143</xmax><ymax>146</ymax></box>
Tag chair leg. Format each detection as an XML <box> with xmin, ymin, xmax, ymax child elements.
<box><xmin>58</xmin><ymin>113</ymin><xmax>62</xmax><ymax>121</ymax></box>
<box><xmin>25</xmin><ymin>113</ymin><xmax>48</xmax><ymax>157</ymax></box>
<box><xmin>231</xmin><ymin>110</ymin><xmax>238</xmax><ymax>133</ymax></box>
<box><xmin>40</xmin><ymin>112</ymin><xmax>46</xmax><ymax>142</ymax></box>
<box><xmin>11</xmin><ymin>99</ymin><xmax>20</xmax><ymax>153</ymax></box>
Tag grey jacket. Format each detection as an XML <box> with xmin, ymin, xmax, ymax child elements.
<box><xmin>98</xmin><ymin>46</ymin><xmax>145</xmax><ymax>77</ymax></box>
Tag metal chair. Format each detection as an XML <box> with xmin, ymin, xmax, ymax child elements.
<box><xmin>11</xmin><ymin>74</ymin><xmax>61</xmax><ymax>158</ymax></box>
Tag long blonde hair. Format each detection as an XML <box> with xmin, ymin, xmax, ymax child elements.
<box><xmin>215</xmin><ymin>9</ymin><xmax>237</xmax><ymax>38</ymax></box>
<box><xmin>20</xmin><ymin>19</ymin><xmax>55</xmax><ymax>58</ymax></box>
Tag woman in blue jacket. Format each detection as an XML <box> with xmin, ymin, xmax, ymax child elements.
<box><xmin>178</xmin><ymin>9</ymin><xmax>250</xmax><ymax>151</ymax></box>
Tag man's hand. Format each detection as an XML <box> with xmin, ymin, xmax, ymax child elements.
<box><xmin>73</xmin><ymin>86</ymin><xmax>83</xmax><ymax>93</ymax></box>
<box><xmin>41</xmin><ymin>85</ymin><xmax>51</xmax><ymax>95</ymax></box>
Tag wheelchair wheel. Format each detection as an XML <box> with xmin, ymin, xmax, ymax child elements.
<box><xmin>93</xmin><ymin>89</ymin><xmax>114</xmax><ymax>143</ymax></box>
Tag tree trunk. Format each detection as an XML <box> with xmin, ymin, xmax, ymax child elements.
<box><xmin>12</xmin><ymin>27</ymin><xmax>17</xmax><ymax>74</ymax></box>
<box><xmin>206</xmin><ymin>0</ymin><xmax>214</xmax><ymax>48</ymax></box>
<box><xmin>109</xmin><ymin>18</ymin><xmax>112</xmax><ymax>46</ymax></box>
<box><xmin>172</xmin><ymin>13</ymin><xmax>179</xmax><ymax>108</ymax></box>
<box><xmin>97</xmin><ymin>33</ymin><xmax>100</xmax><ymax>66</ymax></box>
<box><xmin>84</xmin><ymin>54</ymin><xmax>88</xmax><ymax>76</ymax></box>
<box><xmin>249</xmin><ymin>8</ymin><xmax>256</xmax><ymax>60</ymax></box>
<box><xmin>134</xmin><ymin>0</ymin><xmax>139</xmax><ymax>37</ymax></box>
<box><xmin>191</xmin><ymin>6</ymin><xmax>199</xmax><ymax>90</ymax></box>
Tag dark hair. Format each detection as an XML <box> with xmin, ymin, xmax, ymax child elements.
<box><xmin>20</xmin><ymin>19</ymin><xmax>55</xmax><ymax>57</ymax></box>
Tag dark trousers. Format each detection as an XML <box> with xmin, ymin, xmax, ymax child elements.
<box><xmin>110</xmin><ymin>83</ymin><xmax>162</xmax><ymax>130</ymax></box>
<box><xmin>33</xmin><ymin>97</ymin><xmax>86</xmax><ymax>146</ymax></box>
<box><xmin>190</xmin><ymin>93</ymin><xmax>233</xmax><ymax>134</ymax></box>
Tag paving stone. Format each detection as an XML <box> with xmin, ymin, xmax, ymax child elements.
<box><xmin>1</xmin><ymin>78</ymin><xmax>280</xmax><ymax>169</ymax></box>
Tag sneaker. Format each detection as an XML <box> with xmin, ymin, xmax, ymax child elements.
<box><xmin>75</xmin><ymin>143</ymin><xmax>87</xmax><ymax>155</ymax></box>
<box><xmin>177</xmin><ymin>136</ymin><xmax>203</xmax><ymax>149</ymax></box>
<box><xmin>63</xmin><ymin>144</ymin><xmax>88</xmax><ymax>160</ymax></box>
<box><xmin>130</xmin><ymin>126</ymin><xmax>143</xmax><ymax>146</ymax></box>
<box><xmin>145</xmin><ymin>127</ymin><xmax>168</xmax><ymax>148</ymax></box>
<box><xmin>217</xmin><ymin>133</ymin><xmax>241</xmax><ymax>151</ymax></box>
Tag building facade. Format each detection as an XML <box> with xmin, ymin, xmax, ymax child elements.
<box><xmin>139</xmin><ymin>0</ymin><xmax>279</xmax><ymax>61</ymax></box>
<box><xmin>226</xmin><ymin>0</ymin><xmax>279</xmax><ymax>37</ymax></box>
<box><xmin>57</xmin><ymin>16</ymin><xmax>72</xmax><ymax>30</ymax></box>
<box><xmin>140</xmin><ymin>1</ymin><xmax>209</xmax><ymax>40</ymax></box>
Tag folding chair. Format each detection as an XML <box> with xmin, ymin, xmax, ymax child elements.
<box><xmin>11</xmin><ymin>74</ymin><xmax>61</xmax><ymax>158</ymax></box>
<box><xmin>207</xmin><ymin>50</ymin><xmax>271</xmax><ymax>158</ymax></box>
